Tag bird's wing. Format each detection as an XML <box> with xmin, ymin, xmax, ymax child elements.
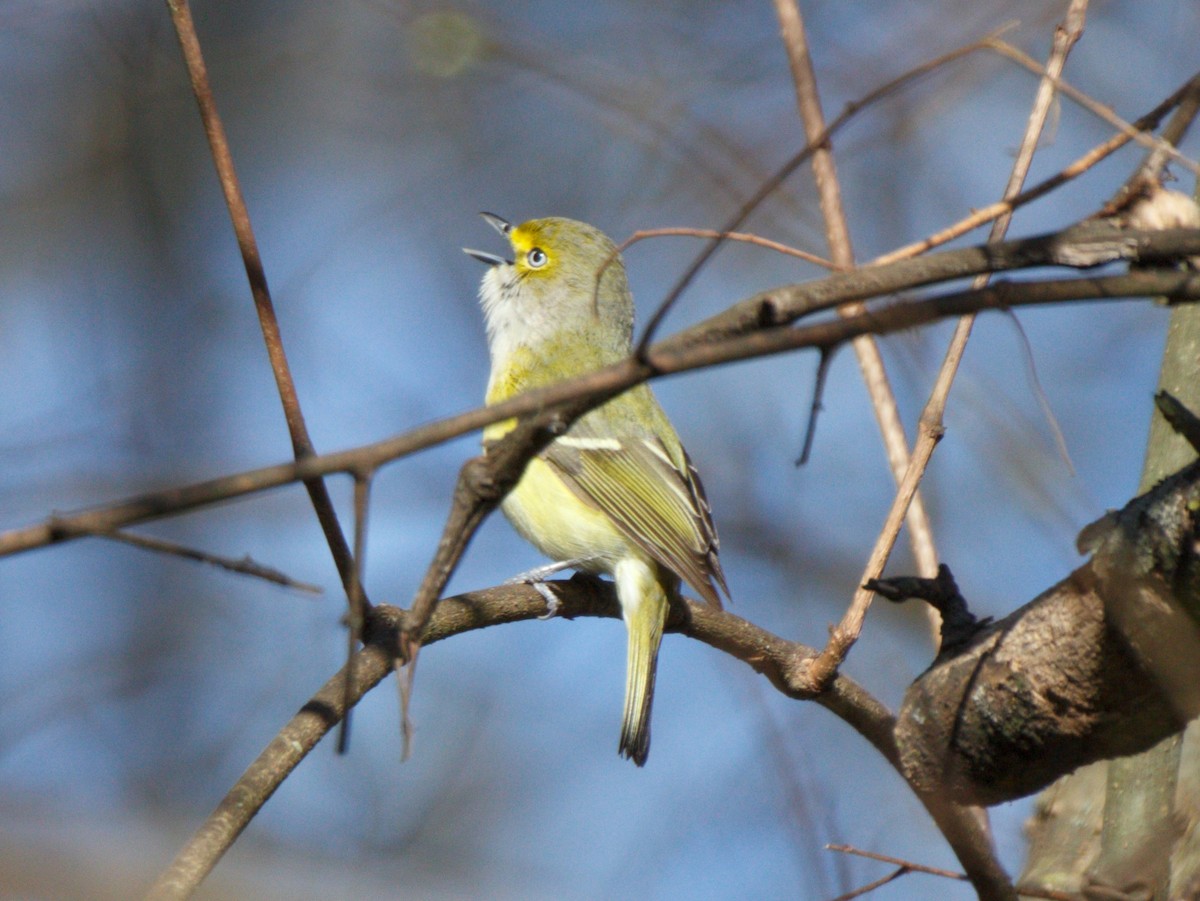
<box><xmin>544</xmin><ymin>425</ymin><xmax>727</xmax><ymax>608</ymax></box>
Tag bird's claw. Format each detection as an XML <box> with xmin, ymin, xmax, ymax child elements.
<box><xmin>533</xmin><ymin>582</ymin><xmax>562</xmax><ymax>619</ymax></box>
<box><xmin>504</xmin><ymin>558</ymin><xmax>596</xmax><ymax>619</ymax></box>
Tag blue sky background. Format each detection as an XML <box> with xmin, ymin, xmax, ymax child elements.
<box><xmin>2</xmin><ymin>2</ymin><xmax>1198</xmax><ymax>898</ymax></box>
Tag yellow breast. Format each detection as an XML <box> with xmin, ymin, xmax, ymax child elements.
<box><xmin>500</xmin><ymin>457</ymin><xmax>633</xmax><ymax>570</ymax></box>
<box><xmin>484</xmin><ymin>340</ymin><xmax>640</xmax><ymax>571</ymax></box>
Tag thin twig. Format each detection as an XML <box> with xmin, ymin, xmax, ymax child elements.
<box><xmin>986</xmin><ymin>39</ymin><xmax>1200</xmax><ymax>176</ymax></box>
<box><xmin>826</xmin><ymin>845</ymin><xmax>1078</xmax><ymax>900</ymax></box>
<box><xmin>827</xmin><ymin>843</ymin><xmax>967</xmax><ymax>881</ymax></box>
<box><xmin>799</xmin><ymin>0</ymin><xmax>1090</xmax><ymax>691</ymax></box>
<box><xmin>797</xmin><ymin>349</ymin><xmax>834</xmax><ymax>466</ymax></box>
<box><xmin>633</xmin><ymin>28</ymin><xmax>1007</xmax><ymax>352</ymax></box>
<box><xmin>337</xmin><ymin>470</ymin><xmax>373</xmax><ymax>755</ymax></box>
<box><xmin>95</xmin><ymin>529</ymin><xmax>321</xmax><ymax>594</ymax></box>
<box><xmin>772</xmin><ymin>0</ymin><xmax>941</xmax><ymax>603</ymax></box>
<box><xmin>873</xmin><ymin>70</ymin><xmax>1200</xmax><ymax>266</ymax></box>
<box><xmin>773</xmin><ymin>0</ymin><xmax>854</xmax><ymax>265</ymax></box>
<box><xmin>618</xmin><ymin>227</ymin><xmax>835</xmax><ymax>269</ymax></box>
<box><xmin>165</xmin><ymin>0</ymin><xmax>364</xmax><ymax>607</ymax></box>
<box><xmin>828</xmin><ymin>867</ymin><xmax>910</xmax><ymax>901</ymax></box>
<box><xmin>1100</xmin><ymin>73</ymin><xmax>1200</xmax><ymax>217</ymax></box>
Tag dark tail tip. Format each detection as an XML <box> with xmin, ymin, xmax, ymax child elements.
<box><xmin>619</xmin><ymin>725</ymin><xmax>650</xmax><ymax>767</ymax></box>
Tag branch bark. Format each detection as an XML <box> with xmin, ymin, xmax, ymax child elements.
<box><xmin>5</xmin><ymin>225</ymin><xmax>1200</xmax><ymax>560</ymax></box>
<box><xmin>146</xmin><ymin>578</ymin><xmax>1008</xmax><ymax>900</ymax></box>
<box><xmin>887</xmin><ymin>418</ymin><xmax>1200</xmax><ymax>807</ymax></box>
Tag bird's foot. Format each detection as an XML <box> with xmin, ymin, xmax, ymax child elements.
<box><xmin>505</xmin><ymin>558</ymin><xmax>597</xmax><ymax>619</ymax></box>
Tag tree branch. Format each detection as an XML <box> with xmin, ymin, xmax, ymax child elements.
<box><xmin>633</xmin><ymin>28</ymin><xmax>1005</xmax><ymax>350</ymax></box>
<box><xmin>166</xmin><ymin>0</ymin><xmax>364</xmax><ymax>606</ymax></box>
<box><xmin>146</xmin><ymin>578</ymin><xmax>1006</xmax><ymax>900</ymax></box>
<box><xmin>773</xmin><ymin>0</ymin><xmax>942</xmax><ymax>639</ymax></box>
<box><xmin>798</xmin><ymin>0</ymin><xmax>1091</xmax><ymax>695</ymax></box>
<box><xmin>6</xmin><ymin>225</ymin><xmax>1200</xmax><ymax>561</ymax></box>
<box><xmin>886</xmin><ymin>434</ymin><xmax>1200</xmax><ymax>807</ymax></box>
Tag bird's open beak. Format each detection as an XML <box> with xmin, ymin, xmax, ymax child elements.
<box><xmin>463</xmin><ymin>248</ymin><xmax>509</xmax><ymax>266</ymax></box>
<box><xmin>463</xmin><ymin>212</ymin><xmax>514</xmax><ymax>266</ymax></box>
<box><xmin>480</xmin><ymin>211</ymin><xmax>511</xmax><ymax>236</ymax></box>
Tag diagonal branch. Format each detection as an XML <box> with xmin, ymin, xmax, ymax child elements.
<box><xmin>797</xmin><ymin>0</ymin><xmax>1092</xmax><ymax>692</ymax></box>
<box><xmin>773</xmin><ymin>0</ymin><xmax>939</xmax><ymax>649</ymax></box>
<box><xmin>871</xmin><ymin>70</ymin><xmax>1196</xmax><ymax>266</ymax></box>
<box><xmin>165</xmin><ymin>0</ymin><xmax>363</xmax><ymax>607</ymax></box>
<box><xmin>634</xmin><ymin>28</ymin><xmax>1006</xmax><ymax>351</ymax></box>
<box><xmin>5</xmin><ymin>226</ymin><xmax>1200</xmax><ymax>561</ymax></box>
<box><xmin>95</xmin><ymin>529</ymin><xmax>321</xmax><ymax>593</ymax></box>
<box><xmin>986</xmin><ymin>39</ymin><xmax>1200</xmax><ymax>176</ymax></box>
<box><xmin>1101</xmin><ymin>73</ymin><xmax>1200</xmax><ymax>218</ymax></box>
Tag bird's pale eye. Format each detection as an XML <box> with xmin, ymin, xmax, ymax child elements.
<box><xmin>526</xmin><ymin>247</ymin><xmax>547</xmax><ymax>268</ymax></box>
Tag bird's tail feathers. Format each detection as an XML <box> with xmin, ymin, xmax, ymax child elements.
<box><xmin>617</xmin><ymin>564</ymin><xmax>669</xmax><ymax>767</ymax></box>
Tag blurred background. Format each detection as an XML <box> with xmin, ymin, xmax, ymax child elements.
<box><xmin>2</xmin><ymin>1</ymin><xmax>1197</xmax><ymax>898</ymax></box>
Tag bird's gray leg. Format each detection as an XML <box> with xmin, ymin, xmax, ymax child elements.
<box><xmin>505</xmin><ymin>558</ymin><xmax>597</xmax><ymax>619</ymax></box>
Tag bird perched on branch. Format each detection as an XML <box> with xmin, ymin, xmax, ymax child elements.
<box><xmin>465</xmin><ymin>214</ymin><xmax>728</xmax><ymax>766</ymax></box>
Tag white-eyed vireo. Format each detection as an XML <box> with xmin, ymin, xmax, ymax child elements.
<box><xmin>465</xmin><ymin>214</ymin><xmax>728</xmax><ymax>766</ymax></box>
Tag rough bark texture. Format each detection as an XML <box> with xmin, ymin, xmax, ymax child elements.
<box><xmin>893</xmin><ymin>454</ymin><xmax>1200</xmax><ymax>808</ymax></box>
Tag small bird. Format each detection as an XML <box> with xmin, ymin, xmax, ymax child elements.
<box><xmin>465</xmin><ymin>214</ymin><xmax>728</xmax><ymax>766</ymax></box>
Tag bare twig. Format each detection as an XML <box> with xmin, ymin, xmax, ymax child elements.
<box><xmin>337</xmin><ymin>470</ymin><xmax>373</xmax><ymax>755</ymax></box>
<box><xmin>828</xmin><ymin>867</ymin><xmax>909</xmax><ymax>901</ymax></box>
<box><xmin>165</xmin><ymin>0</ymin><xmax>363</xmax><ymax>607</ymax></box>
<box><xmin>772</xmin><ymin>0</ymin><xmax>854</xmax><ymax>264</ymax></box>
<box><xmin>95</xmin><ymin>529</ymin><xmax>321</xmax><ymax>593</ymax></box>
<box><xmin>618</xmin><ymin>227</ymin><xmax>835</xmax><ymax>270</ymax></box>
<box><xmin>797</xmin><ymin>349</ymin><xmax>834</xmax><ymax>466</ymax></box>
<box><xmin>798</xmin><ymin>0</ymin><xmax>1091</xmax><ymax>693</ymax></box>
<box><xmin>634</xmin><ymin>28</ymin><xmax>1006</xmax><ymax>351</ymax></box>
<box><xmin>1101</xmin><ymin>73</ymin><xmax>1200</xmax><ymax>217</ymax></box>
<box><xmin>827</xmin><ymin>845</ymin><xmax>1078</xmax><ymax>900</ymax></box>
<box><xmin>986</xmin><ymin>40</ymin><xmax>1200</xmax><ymax>176</ymax></box>
<box><xmin>828</xmin><ymin>843</ymin><xmax>967</xmax><ymax>882</ymax></box>
<box><xmin>830</xmin><ymin>844</ymin><xmax>969</xmax><ymax>883</ymax></box>
<box><xmin>874</xmin><ymin>71</ymin><xmax>1200</xmax><ymax>266</ymax></box>
<box><xmin>773</xmin><ymin>0</ymin><xmax>940</xmax><ymax>613</ymax></box>
<box><xmin>5</xmin><ymin>226</ymin><xmax>1200</xmax><ymax>562</ymax></box>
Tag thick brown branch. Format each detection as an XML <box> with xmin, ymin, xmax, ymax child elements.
<box><xmin>890</xmin><ymin>451</ymin><xmax>1200</xmax><ymax>806</ymax></box>
<box><xmin>5</xmin><ymin>227</ymin><xmax>1200</xmax><ymax>561</ymax></box>
<box><xmin>147</xmin><ymin>579</ymin><xmax>1005</xmax><ymax>900</ymax></box>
